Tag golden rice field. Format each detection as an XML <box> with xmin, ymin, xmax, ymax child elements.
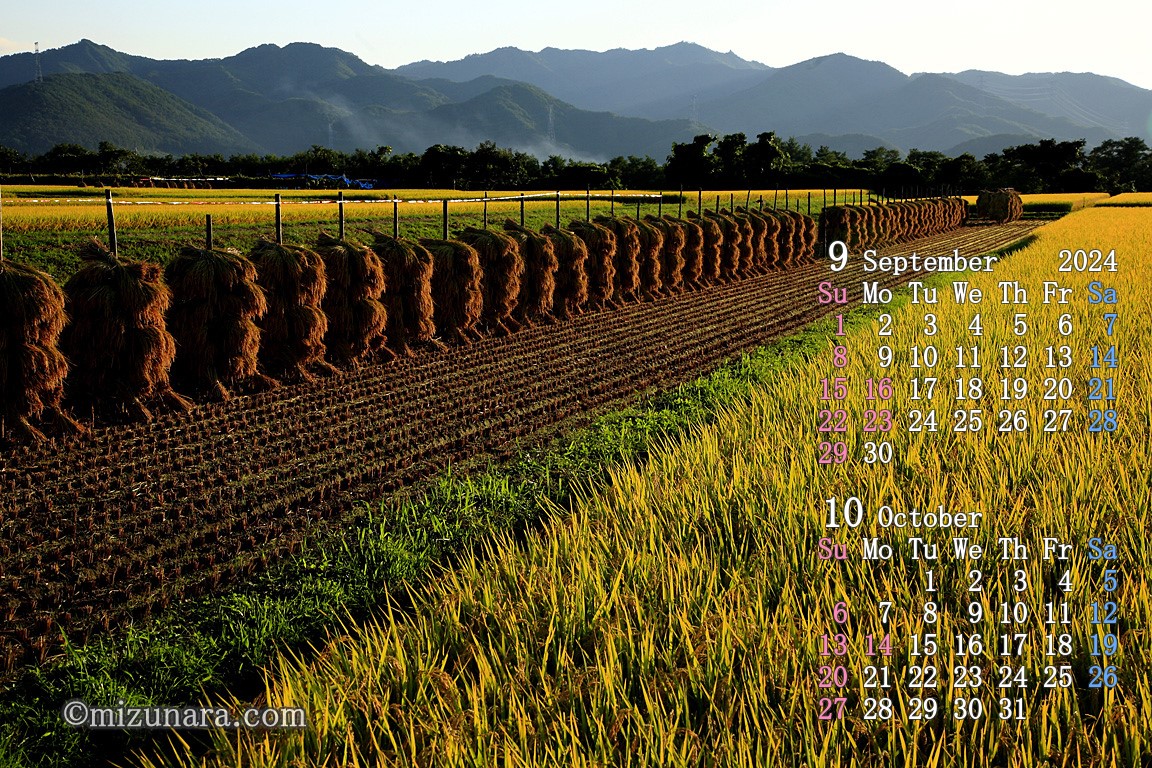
<box><xmin>133</xmin><ymin>206</ymin><xmax>1150</xmax><ymax>767</ymax></box>
<box><xmin>0</xmin><ymin>187</ymin><xmax>865</xmax><ymax>233</ymax></box>
<box><xmin>1098</xmin><ymin>192</ymin><xmax>1152</xmax><ymax>206</ymax></box>
<box><xmin>959</xmin><ymin>192</ymin><xmax>1110</xmax><ymax>211</ymax></box>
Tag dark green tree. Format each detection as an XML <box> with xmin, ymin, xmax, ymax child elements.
<box><xmin>607</xmin><ymin>156</ymin><xmax>662</xmax><ymax>189</ymax></box>
<box><xmin>937</xmin><ymin>153</ymin><xmax>989</xmax><ymax>192</ymax></box>
<box><xmin>419</xmin><ymin>144</ymin><xmax>469</xmax><ymax>187</ymax></box>
<box><xmin>745</xmin><ymin>132</ymin><xmax>785</xmax><ymax>184</ymax></box>
<box><xmin>1089</xmin><ymin>137</ymin><xmax>1152</xmax><ymax>192</ymax></box>
<box><xmin>37</xmin><ymin>143</ymin><xmax>97</xmax><ymax>175</ymax></box>
<box><xmin>857</xmin><ymin>146</ymin><xmax>901</xmax><ymax>175</ymax></box>
<box><xmin>665</xmin><ymin>134</ymin><xmax>716</xmax><ymax>188</ymax></box>
<box><xmin>905</xmin><ymin>149</ymin><xmax>950</xmax><ymax>186</ymax></box>
<box><xmin>713</xmin><ymin>133</ymin><xmax>748</xmax><ymax>186</ymax></box>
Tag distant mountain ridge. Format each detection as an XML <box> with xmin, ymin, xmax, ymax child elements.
<box><xmin>0</xmin><ymin>39</ymin><xmax>1147</xmax><ymax>160</ymax></box>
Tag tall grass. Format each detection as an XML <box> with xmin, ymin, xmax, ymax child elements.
<box><xmin>134</xmin><ymin>207</ymin><xmax>1149</xmax><ymax>767</ymax></box>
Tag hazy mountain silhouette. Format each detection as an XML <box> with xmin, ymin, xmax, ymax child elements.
<box><xmin>0</xmin><ymin>40</ymin><xmax>1146</xmax><ymax>160</ymax></box>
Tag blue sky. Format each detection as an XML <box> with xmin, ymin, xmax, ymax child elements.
<box><xmin>2</xmin><ymin>0</ymin><xmax>1150</xmax><ymax>89</ymax></box>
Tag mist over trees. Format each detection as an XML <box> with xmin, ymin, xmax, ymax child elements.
<box><xmin>2</xmin><ymin>134</ymin><xmax>1149</xmax><ymax>193</ymax></box>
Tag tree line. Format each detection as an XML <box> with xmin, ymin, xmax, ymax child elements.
<box><xmin>1</xmin><ymin>133</ymin><xmax>1149</xmax><ymax>193</ymax></box>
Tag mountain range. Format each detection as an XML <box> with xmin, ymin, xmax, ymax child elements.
<box><xmin>1</xmin><ymin>39</ymin><xmax>1148</xmax><ymax>161</ymax></box>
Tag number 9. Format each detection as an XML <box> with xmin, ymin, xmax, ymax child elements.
<box><xmin>829</xmin><ymin>240</ymin><xmax>848</xmax><ymax>272</ymax></box>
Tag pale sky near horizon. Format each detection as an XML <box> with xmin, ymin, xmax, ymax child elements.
<box><xmin>1</xmin><ymin>0</ymin><xmax>1149</xmax><ymax>89</ymax></box>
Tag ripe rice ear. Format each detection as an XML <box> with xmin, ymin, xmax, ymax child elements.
<box><xmin>419</xmin><ymin>238</ymin><xmax>483</xmax><ymax>343</ymax></box>
<box><xmin>503</xmin><ymin>220</ymin><xmax>558</xmax><ymax>324</ymax></box>
<box><xmin>541</xmin><ymin>224</ymin><xmax>589</xmax><ymax>319</ymax></box>
<box><xmin>594</xmin><ymin>216</ymin><xmax>641</xmax><ymax>302</ymax></box>
<box><xmin>316</xmin><ymin>232</ymin><xmax>388</xmax><ymax>365</ymax></box>
<box><xmin>629</xmin><ymin>216</ymin><xmax>665</xmax><ymax>300</ymax></box>
<box><xmin>0</xmin><ymin>258</ymin><xmax>84</xmax><ymax>442</ymax></box>
<box><xmin>368</xmin><ymin>233</ymin><xmax>438</xmax><ymax>355</ymax></box>
<box><xmin>61</xmin><ymin>238</ymin><xmax>191</xmax><ymax>421</ymax></box>
<box><xmin>166</xmin><ymin>245</ymin><xmax>276</xmax><ymax>400</ymax></box>
<box><xmin>251</xmin><ymin>239</ymin><xmax>336</xmax><ymax>380</ymax></box>
<box><xmin>568</xmin><ymin>219</ymin><xmax>616</xmax><ymax>308</ymax></box>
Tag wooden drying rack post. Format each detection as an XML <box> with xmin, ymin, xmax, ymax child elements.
<box><xmin>106</xmin><ymin>189</ymin><xmax>118</xmax><ymax>254</ymax></box>
<box><xmin>274</xmin><ymin>193</ymin><xmax>283</xmax><ymax>244</ymax></box>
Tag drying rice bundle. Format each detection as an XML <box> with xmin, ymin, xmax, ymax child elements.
<box><xmin>915</xmin><ymin>201</ymin><xmax>931</xmax><ymax>233</ymax></box>
<box><xmin>735</xmin><ymin>209</ymin><xmax>768</xmax><ymax>274</ymax></box>
<box><xmin>594</xmin><ymin>216</ymin><xmax>641</xmax><ymax>302</ymax></box>
<box><xmin>419</xmin><ymin>238</ymin><xmax>483</xmax><ymax>343</ymax></box>
<box><xmin>855</xmin><ymin>206</ymin><xmax>877</xmax><ymax>246</ymax></box>
<box><xmin>567</xmin><ymin>219</ymin><xmax>616</xmax><ymax>309</ymax></box>
<box><xmin>166</xmin><ymin>245</ymin><xmax>276</xmax><ymax>401</ymax></box>
<box><xmin>788</xmin><ymin>211</ymin><xmax>817</xmax><ymax>263</ymax></box>
<box><xmin>901</xmin><ymin>202</ymin><xmax>917</xmax><ymax>239</ymax></box>
<box><xmin>316</xmin><ymin>232</ymin><xmax>388</xmax><ymax>365</ymax></box>
<box><xmin>0</xmin><ymin>258</ymin><xmax>83</xmax><ymax>442</ymax></box>
<box><xmin>503</xmin><ymin>220</ymin><xmax>558</xmax><ymax>324</ymax></box>
<box><xmin>757</xmin><ymin>211</ymin><xmax>787</xmax><ymax>267</ymax></box>
<box><xmin>874</xmin><ymin>205</ymin><xmax>892</xmax><ymax>243</ymax></box>
<box><xmin>938</xmin><ymin>199</ymin><xmax>952</xmax><ymax>231</ymax></box>
<box><xmin>703</xmin><ymin>211</ymin><xmax>741</xmax><ymax>280</ymax></box>
<box><xmin>890</xmin><ymin>203</ymin><xmax>909</xmax><ymax>242</ymax></box>
<box><xmin>457</xmin><ymin>227</ymin><xmax>523</xmax><ymax>335</ymax></box>
<box><xmin>685</xmin><ymin>211</ymin><xmax>723</xmax><ymax>284</ymax></box>
<box><xmin>927</xmin><ymin>200</ymin><xmax>940</xmax><ymax>232</ymax></box>
<box><xmin>61</xmin><ymin>239</ymin><xmax>191</xmax><ymax>420</ymax></box>
<box><xmin>666</xmin><ymin>215</ymin><xmax>704</xmax><ymax>288</ymax></box>
<box><xmin>541</xmin><ymin>224</ymin><xmax>590</xmax><ymax>319</ymax></box>
<box><xmin>646</xmin><ymin>215</ymin><xmax>686</xmax><ymax>294</ymax></box>
<box><xmin>867</xmin><ymin>205</ymin><xmax>887</xmax><ymax>244</ymax></box>
<box><xmin>958</xmin><ymin>197</ymin><xmax>970</xmax><ymax>226</ymax></box>
<box><xmin>369</xmin><ymin>233</ymin><xmax>437</xmax><ymax>354</ymax></box>
<box><xmin>629</xmin><ymin>216</ymin><xmax>665</xmax><ymax>299</ymax></box>
<box><xmin>783</xmin><ymin>210</ymin><xmax>803</xmax><ymax>265</ymax></box>
<box><xmin>925</xmin><ymin>200</ymin><xmax>941</xmax><ymax>233</ymax></box>
<box><xmin>949</xmin><ymin>197</ymin><xmax>968</xmax><ymax>228</ymax></box>
<box><xmin>820</xmin><ymin>206</ymin><xmax>850</xmax><ymax>250</ymax></box>
<box><xmin>840</xmin><ymin>206</ymin><xmax>856</xmax><ymax>245</ymax></box>
<box><xmin>251</xmin><ymin>239</ymin><xmax>336</xmax><ymax>380</ymax></box>
<box><xmin>803</xmin><ymin>213</ymin><xmax>819</xmax><ymax>260</ymax></box>
<box><xmin>734</xmin><ymin>212</ymin><xmax>757</xmax><ymax>275</ymax></box>
<box><xmin>912</xmin><ymin>200</ymin><xmax>930</xmax><ymax>234</ymax></box>
<box><xmin>715</xmin><ymin>211</ymin><xmax>753</xmax><ymax>277</ymax></box>
<box><xmin>769</xmin><ymin>210</ymin><xmax>798</xmax><ymax>267</ymax></box>
<box><xmin>977</xmin><ymin>189</ymin><xmax>1022</xmax><ymax>223</ymax></box>
<box><xmin>858</xmin><ymin>206</ymin><xmax>873</xmax><ymax>242</ymax></box>
<box><xmin>750</xmin><ymin>209</ymin><xmax>782</xmax><ymax>269</ymax></box>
